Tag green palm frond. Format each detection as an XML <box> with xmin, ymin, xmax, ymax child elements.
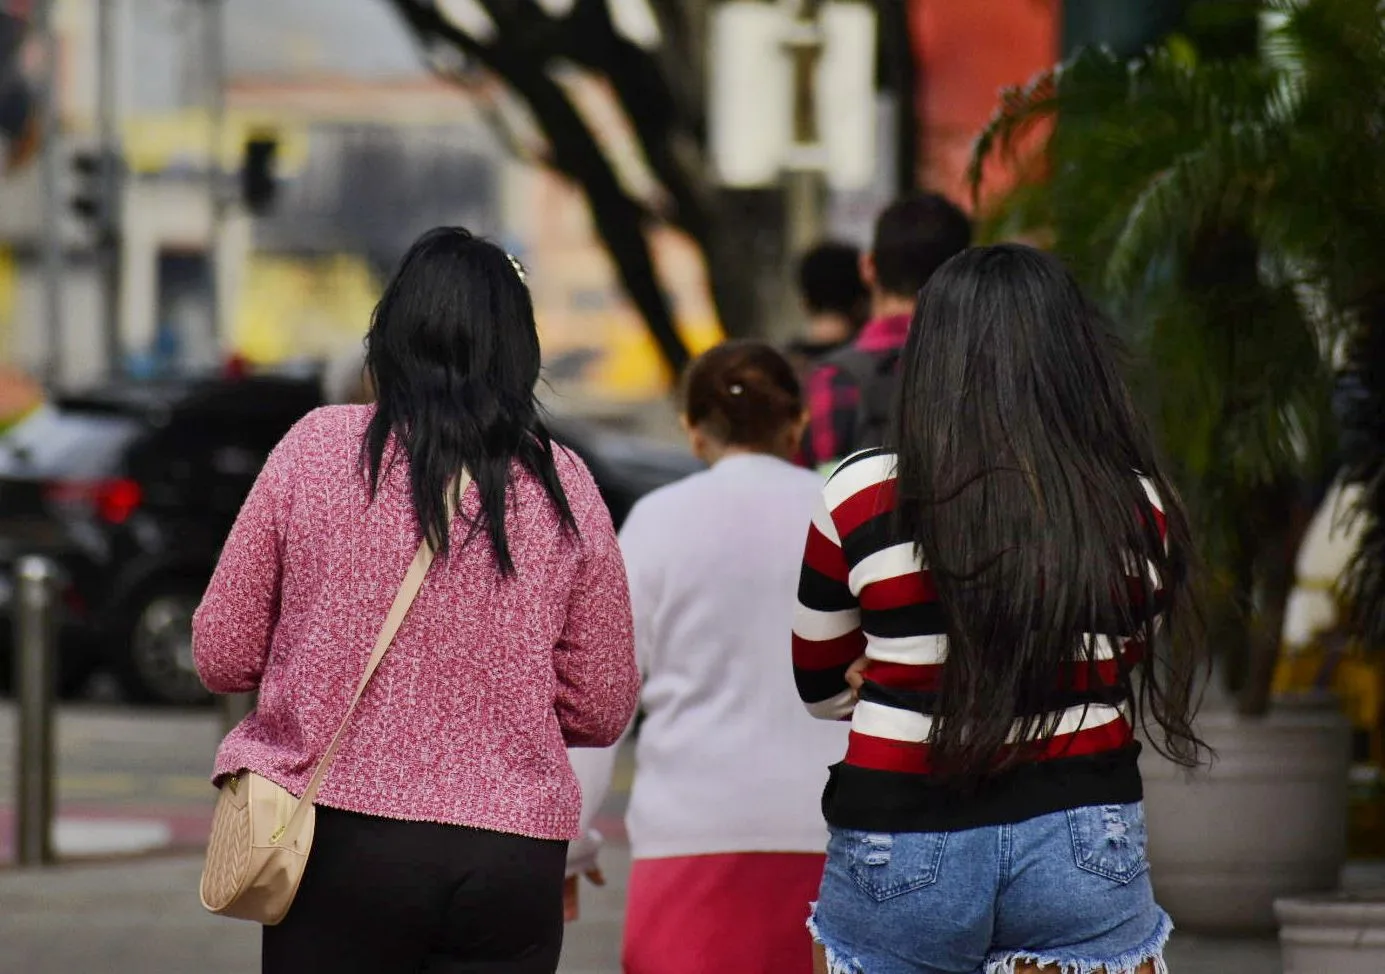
<box><xmin>967</xmin><ymin>2</ymin><xmax>1381</xmax><ymax>682</ymax></box>
<box><xmin>1103</xmin><ymin>118</ymin><xmax>1278</xmax><ymax>297</ymax></box>
<box><xmin>973</xmin><ymin>173</ymin><xmax>1054</xmax><ymax>245</ymax></box>
<box><xmin>967</xmin><ymin>63</ymin><xmax>1063</xmax><ymax>204</ymax></box>
<box><xmin>971</xmin><ymin>43</ymin><xmax>1276</xmax><ymax>282</ymax></box>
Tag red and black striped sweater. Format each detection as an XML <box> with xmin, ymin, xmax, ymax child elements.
<box><xmin>792</xmin><ymin>448</ymin><xmax>1167</xmax><ymax>832</ymax></box>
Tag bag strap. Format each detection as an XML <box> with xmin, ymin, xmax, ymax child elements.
<box><xmin>278</xmin><ymin>470</ymin><xmax>473</xmax><ymax>841</ymax></box>
<box><xmin>855</xmin><ymin>347</ymin><xmax>902</xmax><ymax>444</ymax></box>
<box><xmin>827</xmin><ymin>346</ymin><xmax>900</xmax><ymax>455</ymax></box>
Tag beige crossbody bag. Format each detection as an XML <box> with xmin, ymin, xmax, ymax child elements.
<box><xmin>199</xmin><ymin>471</ymin><xmax>471</xmax><ymax>925</ymax></box>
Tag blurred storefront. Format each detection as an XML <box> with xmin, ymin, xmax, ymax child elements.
<box><xmin>0</xmin><ymin>1</ymin><xmax>1182</xmax><ymax>401</ymax></box>
<box><xmin>907</xmin><ymin>0</ymin><xmax>1181</xmax><ymax>204</ymax></box>
<box><xmin>0</xmin><ymin>0</ymin><xmax>719</xmax><ymax>401</ymax></box>
<box><xmin>911</xmin><ymin>0</ymin><xmax>1059</xmax><ymax>204</ymax></box>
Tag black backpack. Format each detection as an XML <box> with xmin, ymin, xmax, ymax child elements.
<box><xmin>823</xmin><ymin>344</ymin><xmax>903</xmax><ymax>458</ymax></box>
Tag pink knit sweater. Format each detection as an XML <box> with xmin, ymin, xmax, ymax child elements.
<box><xmin>193</xmin><ymin>405</ymin><xmax>639</xmax><ymax>841</ymax></box>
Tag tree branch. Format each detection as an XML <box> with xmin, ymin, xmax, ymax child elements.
<box><xmin>388</xmin><ymin>0</ymin><xmax>690</xmax><ymax>374</ymax></box>
<box><xmin>563</xmin><ymin>0</ymin><xmax>711</xmax><ymax>238</ymax></box>
<box><xmin>556</xmin><ymin>0</ymin><xmax>768</xmax><ymax>338</ymax></box>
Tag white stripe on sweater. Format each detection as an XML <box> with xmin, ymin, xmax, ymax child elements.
<box><xmin>805</xmin><ymin>688</ymin><xmax>857</xmax><ymax>721</ymax></box>
<box><xmin>862</xmin><ymin>633</ymin><xmax>1125</xmax><ymax>667</ymax></box>
<box><xmin>1140</xmin><ymin>477</ymin><xmax>1163</xmax><ymax>510</ymax></box>
<box><xmin>848</xmin><ymin>541</ymin><xmax>921</xmax><ymax>594</ymax></box>
<box><xmin>824</xmin><ymin>451</ymin><xmax>896</xmax><ymax>512</ymax></box>
<box><xmin>794</xmin><ymin>606</ymin><xmax>863</xmax><ymax>642</ymax></box>
<box><xmin>852</xmin><ymin>699</ymin><xmax>1128</xmax><ymax>744</ymax></box>
<box><xmin>865</xmin><ymin>633</ymin><xmax>949</xmax><ymax>665</ymax></box>
<box><xmin>811</xmin><ymin>499</ymin><xmax>843</xmax><ymax>544</ymax></box>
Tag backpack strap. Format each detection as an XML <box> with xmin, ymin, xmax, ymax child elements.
<box><xmin>825</xmin><ymin>345</ymin><xmax>902</xmax><ymax>456</ymax></box>
<box><xmin>857</xmin><ymin>347</ymin><xmax>902</xmax><ymax>446</ymax></box>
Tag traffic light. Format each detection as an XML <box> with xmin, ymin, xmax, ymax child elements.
<box><xmin>70</xmin><ymin>149</ymin><xmax>103</xmax><ymax>224</ymax></box>
<box><xmin>241</xmin><ymin>134</ymin><xmax>278</xmax><ymax>215</ymax></box>
<box><xmin>70</xmin><ymin>147</ymin><xmax>121</xmax><ymax>229</ymax></box>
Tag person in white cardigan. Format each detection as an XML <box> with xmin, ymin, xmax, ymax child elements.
<box><xmin>564</xmin><ymin>341</ymin><xmax>849</xmax><ymax>974</ymax></box>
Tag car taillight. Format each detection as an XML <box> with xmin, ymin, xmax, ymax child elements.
<box><xmin>44</xmin><ymin>478</ymin><xmax>143</xmax><ymax>524</ymax></box>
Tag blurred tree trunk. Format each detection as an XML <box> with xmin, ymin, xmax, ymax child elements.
<box><xmin>387</xmin><ymin>0</ymin><xmax>793</xmax><ymax>377</ymax></box>
<box><xmin>878</xmin><ymin>0</ymin><xmax>918</xmax><ymax>195</ymax></box>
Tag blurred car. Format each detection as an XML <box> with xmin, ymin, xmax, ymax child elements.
<box><xmin>0</xmin><ymin>376</ymin><xmax>700</xmax><ymax>705</ymax></box>
<box><xmin>0</xmin><ymin>374</ymin><xmax>324</xmax><ymax>704</ymax></box>
<box><xmin>546</xmin><ymin>416</ymin><xmax>704</xmax><ymax>529</ymax></box>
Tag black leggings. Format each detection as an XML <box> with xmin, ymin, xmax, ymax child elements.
<box><xmin>262</xmin><ymin>806</ymin><xmax>567</xmax><ymax>974</ymax></box>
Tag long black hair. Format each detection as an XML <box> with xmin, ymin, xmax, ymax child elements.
<box><xmin>362</xmin><ymin>226</ymin><xmax>575</xmax><ymax>574</ymax></box>
<box><xmin>890</xmin><ymin>243</ymin><xmax>1204</xmax><ymax>779</ymax></box>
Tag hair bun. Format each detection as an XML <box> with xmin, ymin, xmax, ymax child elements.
<box><xmin>683</xmin><ymin>341</ymin><xmax>803</xmax><ymax>450</ymax></box>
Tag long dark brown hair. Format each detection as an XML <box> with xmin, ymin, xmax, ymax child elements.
<box><xmin>890</xmin><ymin>244</ymin><xmax>1206</xmax><ymax>779</ymax></box>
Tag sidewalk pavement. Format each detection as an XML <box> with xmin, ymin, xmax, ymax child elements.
<box><xmin>0</xmin><ymin>703</ymin><xmax>218</xmax><ymax>862</ymax></box>
<box><xmin>0</xmin><ymin>841</ymin><xmax>1311</xmax><ymax>974</ymax></box>
<box><xmin>0</xmin><ymin>847</ymin><xmax>634</xmax><ymax>974</ymax></box>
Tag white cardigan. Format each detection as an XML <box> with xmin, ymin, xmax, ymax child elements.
<box><xmin>568</xmin><ymin>453</ymin><xmax>849</xmax><ymax>872</ymax></box>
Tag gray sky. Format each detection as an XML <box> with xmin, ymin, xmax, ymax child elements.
<box><xmin>129</xmin><ymin>0</ymin><xmax>426</xmax><ymax>112</ymax></box>
<box><xmin>225</xmin><ymin>0</ymin><xmax>423</xmax><ymax>80</ymax></box>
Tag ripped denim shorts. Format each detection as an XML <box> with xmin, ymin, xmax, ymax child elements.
<box><xmin>810</xmin><ymin>803</ymin><xmax>1171</xmax><ymax>974</ymax></box>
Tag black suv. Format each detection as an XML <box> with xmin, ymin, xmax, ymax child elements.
<box><xmin>0</xmin><ymin>375</ymin><xmax>700</xmax><ymax>704</ymax></box>
<box><xmin>0</xmin><ymin>374</ymin><xmax>324</xmax><ymax>703</ymax></box>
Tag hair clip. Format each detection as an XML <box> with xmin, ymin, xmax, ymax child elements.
<box><xmin>506</xmin><ymin>252</ymin><xmax>528</xmax><ymax>286</ymax></box>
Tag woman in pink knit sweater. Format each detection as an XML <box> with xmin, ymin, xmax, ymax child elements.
<box><xmin>193</xmin><ymin>227</ymin><xmax>640</xmax><ymax>973</ymax></box>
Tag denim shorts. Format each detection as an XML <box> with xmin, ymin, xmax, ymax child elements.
<box><xmin>810</xmin><ymin>803</ymin><xmax>1172</xmax><ymax>974</ymax></box>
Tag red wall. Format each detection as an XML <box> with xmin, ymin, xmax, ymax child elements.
<box><xmin>911</xmin><ymin>0</ymin><xmax>1060</xmax><ymax>209</ymax></box>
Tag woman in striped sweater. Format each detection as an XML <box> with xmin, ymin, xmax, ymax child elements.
<box><xmin>793</xmin><ymin>245</ymin><xmax>1203</xmax><ymax>974</ymax></box>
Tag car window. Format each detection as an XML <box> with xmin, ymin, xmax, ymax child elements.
<box><xmin>0</xmin><ymin>405</ymin><xmax>144</xmax><ymax>479</ymax></box>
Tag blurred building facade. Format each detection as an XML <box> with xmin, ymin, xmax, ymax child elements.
<box><xmin>0</xmin><ymin>1</ymin><xmax>1170</xmax><ymax>398</ymax></box>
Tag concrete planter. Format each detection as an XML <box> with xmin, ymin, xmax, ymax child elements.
<box><xmin>1277</xmin><ymin>892</ymin><xmax>1385</xmax><ymax>973</ymax></box>
<box><xmin>1140</xmin><ymin>704</ymin><xmax>1352</xmax><ymax>932</ymax></box>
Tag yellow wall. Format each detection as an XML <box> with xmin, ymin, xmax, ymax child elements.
<box><xmin>122</xmin><ymin>109</ymin><xmax>311</xmax><ymax>178</ymax></box>
<box><xmin>0</xmin><ymin>246</ymin><xmax>12</xmax><ymax>361</ymax></box>
<box><xmin>126</xmin><ymin>99</ymin><xmax>724</xmax><ymax>400</ymax></box>
<box><xmin>229</xmin><ymin>243</ymin><xmax>722</xmax><ymax>400</ymax></box>
<box><xmin>232</xmin><ymin>253</ymin><xmax>379</xmax><ymax>363</ymax></box>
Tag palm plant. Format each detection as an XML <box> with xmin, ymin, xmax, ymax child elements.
<box><xmin>969</xmin><ymin>0</ymin><xmax>1385</xmax><ymax>717</ymax></box>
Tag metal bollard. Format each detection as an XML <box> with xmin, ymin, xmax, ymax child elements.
<box><xmin>13</xmin><ymin>555</ymin><xmax>59</xmax><ymax>866</ymax></box>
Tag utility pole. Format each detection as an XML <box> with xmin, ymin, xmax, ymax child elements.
<box><xmin>210</xmin><ymin>0</ymin><xmax>244</xmax><ymax>743</ymax></box>
<box><xmin>204</xmin><ymin>0</ymin><xmax>226</xmax><ymax>360</ymax></box>
<box><xmin>710</xmin><ymin>1</ymin><xmax>875</xmax><ymax>340</ymax></box>
<box><xmin>95</xmin><ymin>0</ymin><xmax>123</xmax><ymax>377</ymax></box>
<box><xmin>34</xmin><ymin>0</ymin><xmax>62</xmax><ymax>386</ymax></box>
<box><xmin>780</xmin><ymin>0</ymin><xmax>827</xmax><ymax>340</ymax></box>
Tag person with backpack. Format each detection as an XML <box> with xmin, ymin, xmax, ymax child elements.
<box><xmin>798</xmin><ymin>194</ymin><xmax>972</xmax><ymax>473</ymax></box>
<box><xmin>784</xmin><ymin>241</ymin><xmax>870</xmax><ymax>385</ymax></box>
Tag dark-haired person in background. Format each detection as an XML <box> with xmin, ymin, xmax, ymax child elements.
<box><xmin>794</xmin><ymin>245</ymin><xmax>1202</xmax><ymax>974</ymax></box>
<box><xmin>799</xmin><ymin>194</ymin><xmax>972</xmax><ymax>472</ymax></box>
<box><xmin>568</xmin><ymin>341</ymin><xmax>848</xmax><ymax>974</ymax></box>
<box><xmin>785</xmin><ymin>241</ymin><xmax>869</xmax><ymax>381</ymax></box>
<box><xmin>194</xmin><ymin>227</ymin><xmax>639</xmax><ymax>973</ymax></box>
